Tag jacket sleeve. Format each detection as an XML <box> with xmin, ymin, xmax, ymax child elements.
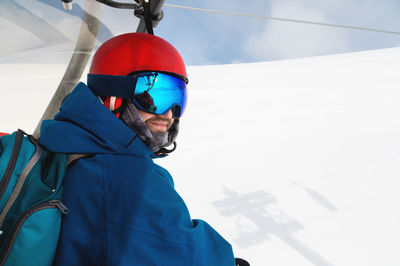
<box><xmin>104</xmin><ymin>156</ymin><xmax>236</xmax><ymax>266</ymax></box>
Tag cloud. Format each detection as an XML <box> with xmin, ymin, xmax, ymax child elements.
<box><xmin>245</xmin><ymin>0</ymin><xmax>350</xmax><ymax>61</ymax></box>
<box><xmin>159</xmin><ymin>0</ymin><xmax>271</xmax><ymax>65</ymax></box>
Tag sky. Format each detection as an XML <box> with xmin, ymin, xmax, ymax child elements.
<box><xmin>157</xmin><ymin>0</ymin><xmax>400</xmax><ymax>65</ymax></box>
<box><xmin>1</xmin><ymin>0</ymin><xmax>400</xmax><ymax>65</ymax></box>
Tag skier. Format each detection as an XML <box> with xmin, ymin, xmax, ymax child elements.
<box><xmin>39</xmin><ymin>33</ymin><xmax>238</xmax><ymax>265</ymax></box>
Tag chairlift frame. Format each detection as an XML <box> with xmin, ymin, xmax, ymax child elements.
<box><xmin>33</xmin><ymin>0</ymin><xmax>165</xmax><ymax>138</ymax></box>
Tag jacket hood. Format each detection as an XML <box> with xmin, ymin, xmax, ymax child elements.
<box><xmin>40</xmin><ymin>82</ymin><xmax>156</xmax><ymax>158</ymax></box>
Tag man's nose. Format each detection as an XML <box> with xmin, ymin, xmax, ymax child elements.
<box><xmin>157</xmin><ymin>109</ymin><xmax>173</xmax><ymax>119</ymax></box>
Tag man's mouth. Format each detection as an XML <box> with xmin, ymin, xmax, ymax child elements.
<box><xmin>150</xmin><ymin>120</ymin><xmax>168</xmax><ymax>127</ymax></box>
<box><xmin>147</xmin><ymin>119</ymin><xmax>173</xmax><ymax>132</ymax></box>
<box><xmin>145</xmin><ymin>117</ymin><xmax>173</xmax><ymax>132</ymax></box>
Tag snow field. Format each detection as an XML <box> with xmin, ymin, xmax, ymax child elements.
<box><xmin>2</xmin><ymin>47</ymin><xmax>400</xmax><ymax>265</ymax></box>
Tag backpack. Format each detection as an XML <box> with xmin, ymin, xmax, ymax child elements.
<box><xmin>0</xmin><ymin>129</ymin><xmax>70</xmax><ymax>266</ymax></box>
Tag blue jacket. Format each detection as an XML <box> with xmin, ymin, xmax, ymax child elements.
<box><xmin>39</xmin><ymin>83</ymin><xmax>235</xmax><ymax>266</ymax></box>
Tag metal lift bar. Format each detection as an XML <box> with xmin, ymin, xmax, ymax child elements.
<box><xmin>94</xmin><ymin>0</ymin><xmax>138</xmax><ymax>9</ymax></box>
<box><xmin>136</xmin><ymin>0</ymin><xmax>165</xmax><ymax>33</ymax></box>
<box><xmin>93</xmin><ymin>0</ymin><xmax>165</xmax><ymax>32</ymax></box>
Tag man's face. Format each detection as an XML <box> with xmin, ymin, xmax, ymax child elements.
<box><xmin>138</xmin><ymin>109</ymin><xmax>174</xmax><ymax>133</ymax></box>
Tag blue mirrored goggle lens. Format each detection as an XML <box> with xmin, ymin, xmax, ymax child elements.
<box><xmin>132</xmin><ymin>72</ymin><xmax>187</xmax><ymax>117</ymax></box>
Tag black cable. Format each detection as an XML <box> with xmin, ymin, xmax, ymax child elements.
<box><xmin>164</xmin><ymin>4</ymin><xmax>400</xmax><ymax>36</ymax></box>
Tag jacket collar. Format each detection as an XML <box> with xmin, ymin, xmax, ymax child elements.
<box><xmin>40</xmin><ymin>82</ymin><xmax>157</xmax><ymax>158</ymax></box>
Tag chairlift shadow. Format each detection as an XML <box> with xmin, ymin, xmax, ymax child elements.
<box><xmin>213</xmin><ymin>187</ymin><xmax>333</xmax><ymax>266</ymax></box>
<box><xmin>292</xmin><ymin>181</ymin><xmax>339</xmax><ymax>211</ymax></box>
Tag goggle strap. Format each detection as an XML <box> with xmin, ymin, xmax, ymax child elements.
<box><xmin>156</xmin><ymin>141</ymin><xmax>177</xmax><ymax>156</ymax></box>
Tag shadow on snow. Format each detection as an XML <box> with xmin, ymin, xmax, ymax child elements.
<box><xmin>213</xmin><ymin>187</ymin><xmax>333</xmax><ymax>266</ymax></box>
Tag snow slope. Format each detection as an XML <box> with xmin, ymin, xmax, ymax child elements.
<box><xmin>1</xmin><ymin>47</ymin><xmax>400</xmax><ymax>266</ymax></box>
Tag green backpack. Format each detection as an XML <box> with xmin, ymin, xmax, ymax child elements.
<box><xmin>0</xmin><ymin>130</ymin><xmax>69</xmax><ymax>266</ymax></box>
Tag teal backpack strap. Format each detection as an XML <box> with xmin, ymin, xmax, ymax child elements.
<box><xmin>0</xmin><ymin>140</ymin><xmax>43</xmax><ymax>230</ymax></box>
<box><xmin>67</xmin><ymin>154</ymin><xmax>90</xmax><ymax>166</ymax></box>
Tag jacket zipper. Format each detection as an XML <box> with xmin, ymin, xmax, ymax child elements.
<box><xmin>0</xmin><ymin>130</ymin><xmax>24</xmax><ymax>201</ymax></box>
<box><xmin>0</xmin><ymin>200</ymin><xmax>68</xmax><ymax>265</ymax></box>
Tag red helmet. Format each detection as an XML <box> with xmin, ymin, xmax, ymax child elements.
<box><xmin>89</xmin><ymin>33</ymin><xmax>187</xmax><ymax>82</ymax></box>
<box><xmin>88</xmin><ymin>33</ymin><xmax>188</xmax><ymax>117</ymax></box>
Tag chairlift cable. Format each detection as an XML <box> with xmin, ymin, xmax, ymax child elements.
<box><xmin>164</xmin><ymin>3</ymin><xmax>400</xmax><ymax>36</ymax></box>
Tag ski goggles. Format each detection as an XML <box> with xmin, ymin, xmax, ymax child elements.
<box><xmin>132</xmin><ymin>72</ymin><xmax>187</xmax><ymax>118</ymax></box>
